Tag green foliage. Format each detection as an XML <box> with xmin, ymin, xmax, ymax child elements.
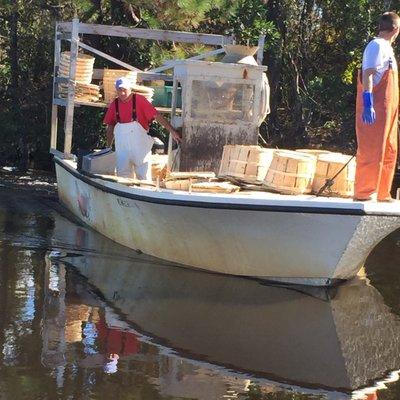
<box><xmin>228</xmin><ymin>0</ymin><xmax>280</xmax><ymax>46</ymax></box>
<box><xmin>342</xmin><ymin>55</ymin><xmax>361</xmax><ymax>85</ymax></box>
<box><xmin>1</xmin><ymin>0</ymin><xmax>400</xmax><ymax>169</ymax></box>
<box><xmin>132</xmin><ymin>0</ymin><xmax>227</xmax><ymax>29</ymax></box>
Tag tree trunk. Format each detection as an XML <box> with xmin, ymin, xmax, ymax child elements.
<box><xmin>8</xmin><ymin>0</ymin><xmax>28</xmax><ymax>170</ymax></box>
<box><xmin>264</xmin><ymin>0</ymin><xmax>286</xmax><ymax>142</ymax></box>
<box><xmin>8</xmin><ymin>3</ymin><xmax>19</xmax><ymax>91</ymax></box>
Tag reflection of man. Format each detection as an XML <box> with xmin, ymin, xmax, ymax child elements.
<box><xmin>103</xmin><ymin>353</ymin><xmax>119</xmax><ymax>374</ymax></box>
<box><xmin>354</xmin><ymin>12</ymin><xmax>400</xmax><ymax>202</ymax></box>
<box><xmin>103</xmin><ymin>77</ymin><xmax>181</xmax><ymax>179</ymax></box>
<box><xmin>96</xmin><ymin>311</ymin><xmax>139</xmax><ymax>374</ymax></box>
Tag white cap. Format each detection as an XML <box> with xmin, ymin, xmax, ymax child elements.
<box><xmin>115</xmin><ymin>77</ymin><xmax>131</xmax><ymax>90</ymax></box>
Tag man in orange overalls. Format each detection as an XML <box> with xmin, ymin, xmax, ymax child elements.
<box><xmin>354</xmin><ymin>12</ymin><xmax>400</xmax><ymax>202</ymax></box>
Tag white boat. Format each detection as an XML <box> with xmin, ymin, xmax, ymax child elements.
<box><xmin>55</xmin><ymin>157</ymin><xmax>400</xmax><ymax>286</ymax></box>
<box><xmin>50</xmin><ymin>20</ymin><xmax>400</xmax><ymax>286</ymax></box>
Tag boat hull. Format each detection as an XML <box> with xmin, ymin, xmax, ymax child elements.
<box><xmin>55</xmin><ymin>159</ymin><xmax>400</xmax><ymax>286</ymax></box>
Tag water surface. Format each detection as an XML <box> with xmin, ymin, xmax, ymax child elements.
<box><xmin>1</xmin><ymin>183</ymin><xmax>400</xmax><ymax>400</ymax></box>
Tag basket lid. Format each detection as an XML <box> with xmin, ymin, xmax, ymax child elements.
<box><xmin>166</xmin><ymin>172</ymin><xmax>215</xmax><ymax>181</ymax></box>
<box><xmin>317</xmin><ymin>153</ymin><xmax>353</xmax><ymax>163</ymax></box>
<box><xmin>274</xmin><ymin>150</ymin><xmax>317</xmax><ymax>160</ymax></box>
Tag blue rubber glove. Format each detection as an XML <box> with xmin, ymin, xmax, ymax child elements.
<box><xmin>362</xmin><ymin>91</ymin><xmax>376</xmax><ymax>125</ymax></box>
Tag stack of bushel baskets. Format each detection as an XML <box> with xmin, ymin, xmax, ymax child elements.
<box><xmin>219</xmin><ymin>145</ymin><xmax>274</xmax><ymax>184</ymax></box>
<box><xmin>218</xmin><ymin>144</ymin><xmax>356</xmax><ymax>197</ymax></box>
<box><xmin>58</xmin><ymin>52</ymin><xmax>101</xmax><ymax>102</ymax></box>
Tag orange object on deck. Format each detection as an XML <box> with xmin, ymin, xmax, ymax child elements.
<box><xmin>354</xmin><ymin>68</ymin><xmax>399</xmax><ymax>200</ymax></box>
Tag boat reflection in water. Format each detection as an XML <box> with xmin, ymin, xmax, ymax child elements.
<box><xmin>42</xmin><ymin>215</ymin><xmax>400</xmax><ymax>400</ymax></box>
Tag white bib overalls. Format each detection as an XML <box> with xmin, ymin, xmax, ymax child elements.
<box><xmin>114</xmin><ymin>121</ymin><xmax>154</xmax><ymax>180</ymax></box>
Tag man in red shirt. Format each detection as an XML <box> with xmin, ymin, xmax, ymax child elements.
<box><xmin>103</xmin><ymin>77</ymin><xmax>181</xmax><ymax>179</ymax></box>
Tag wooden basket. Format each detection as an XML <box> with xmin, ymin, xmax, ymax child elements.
<box><xmin>312</xmin><ymin>153</ymin><xmax>355</xmax><ymax>197</ymax></box>
<box><xmin>103</xmin><ymin>69</ymin><xmax>137</xmax><ymax>103</ymax></box>
<box><xmin>165</xmin><ymin>172</ymin><xmax>216</xmax><ymax>180</ymax></box>
<box><xmin>192</xmin><ymin>181</ymin><xmax>240</xmax><ymax>193</ymax></box>
<box><xmin>165</xmin><ymin>171</ymin><xmax>216</xmax><ymax>191</ymax></box>
<box><xmin>296</xmin><ymin>149</ymin><xmax>332</xmax><ymax>158</ymax></box>
<box><xmin>165</xmin><ymin>179</ymin><xmax>193</xmax><ymax>191</ymax></box>
<box><xmin>131</xmin><ymin>85</ymin><xmax>154</xmax><ymax>103</ymax></box>
<box><xmin>219</xmin><ymin>144</ymin><xmax>234</xmax><ymax>176</ymax></box>
<box><xmin>263</xmin><ymin>150</ymin><xmax>316</xmax><ymax>195</ymax></box>
<box><xmin>58</xmin><ymin>82</ymin><xmax>101</xmax><ymax>102</ymax></box>
<box><xmin>219</xmin><ymin>145</ymin><xmax>274</xmax><ymax>184</ymax></box>
<box><xmin>165</xmin><ymin>179</ymin><xmax>238</xmax><ymax>193</ymax></box>
<box><xmin>59</xmin><ymin>52</ymin><xmax>95</xmax><ymax>84</ymax></box>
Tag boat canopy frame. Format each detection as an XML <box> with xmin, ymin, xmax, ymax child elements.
<box><xmin>50</xmin><ymin>18</ymin><xmax>266</xmax><ymax>158</ymax></box>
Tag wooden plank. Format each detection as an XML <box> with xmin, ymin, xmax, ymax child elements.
<box><xmin>137</xmin><ymin>72</ymin><xmax>173</xmax><ymax>82</ymax></box>
<box><xmin>170</xmin><ymin>78</ymin><xmax>178</xmax><ymax>118</ymax></box>
<box><xmin>76</xmin><ymin>41</ymin><xmax>142</xmax><ymax>72</ymax></box>
<box><xmin>156</xmin><ymin>106</ymin><xmax>182</xmax><ymax>114</ymax></box>
<box><xmin>54</xmin><ymin>97</ymin><xmax>179</xmax><ymax>114</ymax></box>
<box><xmin>187</xmin><ymin>47</ymin><xmax>225</xmax><ymax>61</ymax></box>
<box><xmin>167</xmin><ymin>77</ymin><xmax>179</xmax><ymax>171</ymax></box>
<box><xmin>59</xmin><ymin>22</ymin><xmax>234</xmax><ymax>46</ymax></box>
<box><xmin>148</xmin><ymin>48</ymin><xmax>225</xmax><ymax>73</ymax></box>
<box><xmin>256</xmin><ymin>35</ymin><xmax>265</xmax><ymax>65</ymax></box>
<box><xmin>51</xmin><ymin>23</ymin><xmax>61</xmax><ymax>150</ymax></box>
<box><xmin>63</xmin><ymin>18</ymin><xmax>79</xmax><ymax>155</ymax></box>
<box><xmin>54</xmin><ymin>98</ymin><xmax>104</xmax><ymax>108</ymax></box>
<box><xmin>50</xmin><ymin>148</ymin><xmax>75</xmax><ymax>160</ymax></box>
<box><xmin>75</xmin><ymin>100</ymin><xmax>106</xmax><ymax>108</ymax></box>
<box><xmin>50</xmin><ymin>104</ymin><xmax>59</xmax><ymax>150</ymax></box>
<box><xmin>92</xmin><ymin>68</ymin><xmax>172</xmax><ymax>82</ymax></box>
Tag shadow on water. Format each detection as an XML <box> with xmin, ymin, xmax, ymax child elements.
<box><xmin>2</xmin><ymin>186</ymin><xmax>400</xmax><ymax>399</ymax></box>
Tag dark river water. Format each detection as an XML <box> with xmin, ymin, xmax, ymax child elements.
<box><xmin>2</xmin><ymin>178</ymin><xmax>400</xmax><ymax>400</ymax></box>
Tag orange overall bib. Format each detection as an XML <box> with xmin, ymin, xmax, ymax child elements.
<box><xmin>354</xmin><ymin>65</ymin><xmax>399</xmax><ymax>200</ymax></box>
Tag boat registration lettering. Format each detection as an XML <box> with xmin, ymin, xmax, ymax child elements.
<box><xmin>117</xmin><ymin>198</ymin><xmax>134</xmax><ymax>208</ymax></box>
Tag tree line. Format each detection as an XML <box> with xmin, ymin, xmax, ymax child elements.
<box><xmin>0</xmin><ymin>0</ymin><xmax>396</xmax><ymax>170</ymax></box>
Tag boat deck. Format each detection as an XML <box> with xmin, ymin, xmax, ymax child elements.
<box><xmin>59</xmin><ymin>158</ymin><xmax>400</xmax><ymax>216</ymax></box>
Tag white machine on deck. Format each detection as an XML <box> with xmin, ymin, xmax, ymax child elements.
<box><xmin>168</xmin><ymin>60</ymin><xmax>269</xmax><ymax>173</ymax></box>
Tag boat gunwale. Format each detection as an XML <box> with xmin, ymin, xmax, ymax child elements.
<box><xmin>55</xmin><ymin>157</ymin><xmax>400</xmax><ymax>217</ymax></box>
